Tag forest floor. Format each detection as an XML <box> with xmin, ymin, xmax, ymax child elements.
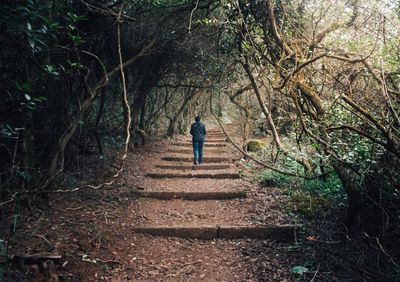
<box><xmin>1</xmin><ymin>128</ymin><xmax>302</xmax><ymax>281</ymax></box>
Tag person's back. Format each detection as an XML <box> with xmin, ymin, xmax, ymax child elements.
<box><xmin>190</xmin><ymin>120</ymin><xmax>206</xmax><ymax>142</ymax></box>
<box><xmin>190</xmin><ymin>116</ymin><xmax>206</xmax><ymax>164</ymax></box>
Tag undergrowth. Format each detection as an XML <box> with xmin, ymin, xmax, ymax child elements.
<box><xmin>254</xmin><ymin>158</ymin><xmax>400</xmax><ymax>281</ymax></box>
<box><xmin>259</xmin><ymin>169</ymin><xmax>346</xmax><ymax>218</ymax></box>
<box><xmin>0</xmin><ymin>239</ymin><xmax>5</xmax><ymax>280</ymax></box>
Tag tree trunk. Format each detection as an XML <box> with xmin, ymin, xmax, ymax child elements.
<box><xmin>130</xmin><ymin>86</ymin><xmax>150</xmax><ymax>149</ymax></box>
<box><xmin>296</xmin><ymin>78</ymin><xmax>362</xmax><ymax>228</ymax></box>
<box><xmin>167</xmin><ymin>89</ymin><xmax>196</xmax><ymax>137</ymax></box>
<box><xmin>24</xmin><ymin>110</ymin><xmax>37</xmax><ymax>186</ymax></box>
<box><xmin>48</xmin><ymin>38</ymin><xmax>156</xmax><ymax>179</ymax></box>
<box><xmin>94</xmin><ymin>90</ymin><xmax>105</xmax><ymax>156</ymax></box>
<box><xmin>242</xmin><ymin>61</ymin><xmax>313</xmax><ymax>173</ymax></box>
<box><xmin>139</xmin><ymin>94</ymin><xmax>147</xmax><ymax>130</ymax></box>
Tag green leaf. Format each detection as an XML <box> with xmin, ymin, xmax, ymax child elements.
<box><xmin>44</xmin><ymin>64</ymin><xmax>59</xmax><ymax>77</ymax></box>
<box><xmin>67</xmin><ymin>32</ymin><xmax>85</xmax><ymax>44</ymax></box>
<box><xmin>38</xmin><ymin>24</ymin><xmax>48</xmax><ymax>33</ymax></box>
<box><xmin>28</xmin><ymin>38</ymin><xmax>35</xmax><ymax>49</ymax></box>
<box><xmin>45</xmin><ymin>64</ymin><xmax>54</xmax><ymax>72</ymax></box>
<box><xmin>292</xmin><ymin>266</ymin><xmax>308</xmax><ymax>275</ymax></box>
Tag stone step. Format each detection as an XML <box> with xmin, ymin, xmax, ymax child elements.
<box><xmin>172</xmin><ymin>142</ymin><xmax>227</xmax><ymax>147</ymax></box>
<box><xmin>184</xmin><ymin>138</ymin><xmax>226</xmax><ymax>143</ymax></box>
<box><xmin>138</xmin><ymin>179</ymin><xmax>245</xmax><ymax>193</ymax></box>
<box><xmin>134</xmin><ymin>190</ymin><xmax>246</xmax><ymax>200</ymax></box>
<box><xmin>168</xmin><ymin>148</ymin><xmax>226</xmax><ymax>154</ymax></box>
<box><xmin>154</xmin><ymin>164</ymin><xmax>232</xmax><ymax>170</ymax></box>
<box><xmin>161</xmin><ymin>155</ymin><xmax>233</xmax><ymax>163</ymax></box>
<box><xmin>206</xmin><ymin>135</ymin><xmax>226</xmax><ymax>138</ymax></box>
<box><xmin>207</xmin><ymin>129</ymin><xmax>224</xmax><ymax>133</ymax></box>
<box><xmin>132</xmin><ymin>197</ymin><xmax>250</xmax><ymax>226</ymax></box>
<box><xmin>206</xmin><ymin>133</ymin><xmax>228</xmax><ymax>136</ymax></box>
<box><xmin>206</xmin><ymin>131</ymin><xmax>225</xmax><ymax>134</ymax></box>
<box><xmin>205</xmin><ymin>134</ymin><xmax>225</xmax><ymax>137</ymax></box>
<box><xmin>133</xmin><ymin>225</ymin><xmax>295</xmax><ymax>242</ymax></box>
<box><xmin>147</xmin><ymin>170</ymin><xmax>239</xmax><ymax>179</ymax></box>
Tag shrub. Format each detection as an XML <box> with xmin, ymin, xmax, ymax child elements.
<box><xmin>246</xmin><ymin>139</ymin><xmax>267</xmax><ymax>152</ymax></box>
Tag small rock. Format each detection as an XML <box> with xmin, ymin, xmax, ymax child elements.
<box><xmin>49</xmin><ymin>273</ymin><xmax>59</xmax><ymax>282</ymax></box>
<box><xmin>42</xmin><ymin>260</ymin><xmax>55</xmax><ymax>271</ymax></box>
<box><xmin>28</xmin><ymin>264</ymin><xmax>40</xmax><ymax>274</ymax></box>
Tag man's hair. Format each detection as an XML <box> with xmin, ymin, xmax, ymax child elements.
<box><xmin>195</xmin><ymin>116</ymin><xmax>201</xmax><ymax>122</ymax></box>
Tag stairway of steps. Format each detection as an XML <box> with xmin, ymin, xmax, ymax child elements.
<box><xmin>149</xmin><ymin>130</ymin><xmax>238</xmax><ymax>179</ymax></box>
<box><xmin>134</xmin><ymin>127</ymin><xmax>295</xmax><ymax>244</ymax></box>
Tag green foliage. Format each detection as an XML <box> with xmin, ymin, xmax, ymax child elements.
<box><xmin>0</xmin><ymin>125</ymin><xmax>24</xmax><ymax>139</ymax></box>
<box><xmin>329</xmin><ymin>105</ymin><xmax>385</xmax><ymax>173</ymax></box>
<box><xmin>303</xmin><ymin>175</ymin><xmax>346</xmax><ymax>204</ymax></box>
<box><xmin>259</xmin><ymin>170</ymin><xmax>292</xmax><ymax>187</ymax></box>
<box><xmin>258</xmin><ymin>153</ymin><xmax>308</xmax><ymax>186</ymax></box>
<box><xmin>66</xmin><ymin>12</ymin><xmax>87</xmax><ymax>23</ymax></box>
<box><xmin>44</xmin><ymin>64</ymin><xmax>60</xmax><ymax>77</ymax></box>
<box><xmin>0</xmin><ymin>0</ymin><xmax>87</xmax><ymax>191</ymax></box>
<box><xmin>285</xmin><ymin>192</ymin><xmax>331</xmax><ymax>218</ymax></box>
<box><xmin>0</xmin><ymin>1</ymin><xmax>60</xmax><ymax>54</ymax></box>
<box><xmin>135</xmin><ymin>0</ymin><xmax>201</xmax><ymax>9</ymax></box>
<box><xmin>292</xmin><ymin>265</ymin><xmax>308</xmax><ymax>275</ymax></box>
<box><xmin>15</xmin><ymin>81</ymin><xmax>43</xmax><ymax>111</ymax></box>
<box><xmin>20</xmin><ymin>94</ymin><xmax>47</xmax><ymax>111</ymax></box>
<box><xmin>259</xmin><ymin>166</ymin><xmax>346</xmax><ymax>217</ymax></box>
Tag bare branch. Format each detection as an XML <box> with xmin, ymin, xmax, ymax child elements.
<box><xmin>0</xmin><ymin>192</ymin><xmax>17</xmax><ymax>207</ymax></box>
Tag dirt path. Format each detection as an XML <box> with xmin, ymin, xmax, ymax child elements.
<box><xmin>2</xmin><ymin>126</ymin><xmax>298</xmax><ymax>281</ymax></box>
<box><xmin>103</xmin><ymin>127</ymin><xmax>295</xmax><ymax>280</ymax></box>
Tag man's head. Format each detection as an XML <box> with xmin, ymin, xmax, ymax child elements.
<box><xmin>195</xmin><ymin>116</ymin><xmax>201</xmax><ymax>122</ymax></box>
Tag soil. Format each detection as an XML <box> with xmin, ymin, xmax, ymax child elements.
<box><xmin>1</xmin><ymin>131</ymin><xmax>300</xmax><ymax>281</ymax></box>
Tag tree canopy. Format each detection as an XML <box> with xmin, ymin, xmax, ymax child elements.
<box><xmin>1</xmin><ymin>0</ymin><xmax>399</xmax><ymax>279</ymax></box>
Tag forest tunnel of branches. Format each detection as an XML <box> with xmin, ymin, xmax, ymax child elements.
<box><xmin>1</xmin><ymin>0</ymin><xmax>400</xmax><ymax>280</ymax></box>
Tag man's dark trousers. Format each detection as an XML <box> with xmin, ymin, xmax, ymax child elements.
<box><xmin>193</xmin><ymin>141</ymin><xmax>204</xmax><ymax>164</ymax></box>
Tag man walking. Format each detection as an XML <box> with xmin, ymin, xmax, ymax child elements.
<box><xmin>190</xmin><ymin>116</ymin><xmax>206</xmax><ymax>165</ymax></box>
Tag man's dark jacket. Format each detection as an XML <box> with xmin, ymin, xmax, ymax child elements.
<box><xmin>190</xmin><ymin>121</ymin><xmax>206</xmax><ymax>142</ymax></box>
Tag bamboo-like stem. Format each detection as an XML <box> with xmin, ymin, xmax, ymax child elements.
<box><xmin>117</xmin><ymin>6</ymin><xmax>131</xmax><ymax>159</ymax></box>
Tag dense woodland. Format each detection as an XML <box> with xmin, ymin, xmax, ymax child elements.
<box><xmin>1</xmin><ymin>0</ymin><xmax>400</xmax><ymax>280</ymax></box>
